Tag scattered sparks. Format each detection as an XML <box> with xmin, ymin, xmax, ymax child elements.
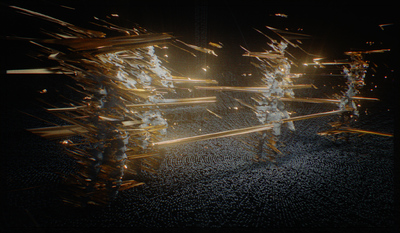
<box><xmin>16</xmin><ymin>5</ymin><xmax>218</xmax><ymax>207</ymax></box>
<box><xmin>10</xmin><ymin>5</ymin><xmax>393</xmax><ymax>208</ymax></box>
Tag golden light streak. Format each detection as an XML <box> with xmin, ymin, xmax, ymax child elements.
<box><xmin>208</xmin><ymin>42</ymin><xmax>223</xmax><ymax>48</ymax></box>
<box><xmin>341</xmin><ymin>128</ymin><xmax>393</xmax><ymax>137</ymax></box>
<box><xmin>128</xmin><ymin>100</ymin><xmax>217</xmax><ymax>108</ymax></box>
<box><xmin>243</xmin><ymin>51</ymin><xmax>285</xmax><ymax>59</ymax></box>
<box><xmin>154</xmin><ymin>124</ymin><xmax>274</xmax><ymax>147</ymax></box>
<box><xmin>162</xmin><ymin>97</ymin><xmax>216</xmax><ymax>102</ymax></box>
<box><xmin>170</xmin><ymin>76</ymin><xmax>218</xmax><ymax>84</ymax></box>
<box><xmin>282</xmin><ymin>109</ymin><xmax>347</xmax><ymax>123</ymax></box>
<box><xmin>6</xmin><ymin>68</ymin><xmax>75</xmax><ymax>74</ymax></box>
<box><xmin>118</xmin><ymin>180</ymin><xmax>145</xmax><ymax>191</ymax></box>
<box><xmin>46</xmin><ymin>97</ymin><xmax>217</xmax><ymax>112</ymax></box>
<box><xmin>318</xmin><ymin>127</ymin><xmax>393</xmax><ymax>137</ymax></box>
<box><xmin>351</xmin><ymin>97</ymin><xmax>379</xmax><ymax>101</ymax></box>
<box><xmin>194</xmin><ymin>85</ymin><xmax>314</xmax><ymax>92</ymax></box>
<box><xmin>28</xmin><ymin>125</ymin><xmax>89</xmax><ymax>138</ymax></box>
<box><xmin>206</xmin><ymin>108</ymin><xmax>223</xmax><ymax>119</ymax></box>
<box><xmin>280</xmin><ymin>97</ymin><xmax>341</xmax><ymax>104</ymax></box>
<box><xmin>233</xmin><ymin>98</ymin><xmax>257</xmax><ymax>110</ymax></box>
<box><xmin>46</xmin><ymin>106</ymin><xmax>85</xmax><ymax>112</ymax></box>
<box><xmin>176</xmin><ymin>39</ymin><xmax>218</xmax><ymax>56</ymax></box>
<box><xmin>303</xmin><ymin>61</ymin><xmax>351</xmax><ymax>66</ymax></box>
<box><xmin>154</xmin><ymin>110</ymin><xmax>347</xmax><ymax>147</ymax></box>
<box><xmin>126</xmin><ymin>152</ymin><xmax>159</xmax><ymax>159</ymax></box>
<box><xmin>344</xmin><ymin>49</ymin><xmax>390</xmax><ymax>55</ymax></box>
<box><xmin>126</xmin><ymin>97</ymin><xmax>216</xmax><ymax>108</ymax></box>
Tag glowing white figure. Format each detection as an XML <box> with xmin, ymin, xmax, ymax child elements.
<box><xmin>253</xmin><ymin>41</ymin><xmax>295</xmax><ymax>136</ymax></box>
<box><xmin>339</xmin><ymin>53</ymin><xmax>369</xmax><ymax>117</ymax></box>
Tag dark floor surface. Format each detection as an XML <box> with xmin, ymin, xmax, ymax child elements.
<box><xmin>1</xmin><ymin>90</ymin><xmax>397</xmax><ymax>231</ymax></box>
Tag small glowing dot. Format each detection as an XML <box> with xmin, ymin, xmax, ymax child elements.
<box><xmin>61</xmin><ymin>139</ymin><xmax>72</xmax><ymax>145</ymax></box>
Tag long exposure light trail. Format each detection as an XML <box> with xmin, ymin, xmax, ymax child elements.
<box><xmin>45</xmin><ymin>97</ymin><xmax>217</xmax><ymax>112</ymax></box>
<box><xmin>282</xmin><ymin>109</ymin><xmax>347</xmax><ymax>123</ymax></box>
<box><xmin>8</xmin><ymin>4</ymin><xmax>393</xmax><ymax>208</ymax></box>
<box><xmin>280</xmin><ymin>97</ymin><xmax>341</xmax><ymax>104</ymax></box>
<box><xmin>6</xmin><ymin>68</ymin><xmax>75</xmax><ymax>74</ymax></box>
<box><xmin>194</xmin><ymin>84</ymin><xmax>315</xmax><ymax>92</ymax></box>
<box><xmin>154</xmin><ymin>109</ymin><xmax>347</xmax><ymax>147</ymax></box>
<box><xmin>318</xmin><ymin>127</ymin><xmax>393</xmax><ymax>137</ymax></box>
<box><xmin>154</xmin><ymin>124</ymin><xmax>274</xmax><ymax>147</ymax></box>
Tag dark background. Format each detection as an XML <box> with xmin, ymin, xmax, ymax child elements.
<box><xmin>1</xmin><ymin>0</ymin><xmax>398</xmax><ymax>232</ymax></box>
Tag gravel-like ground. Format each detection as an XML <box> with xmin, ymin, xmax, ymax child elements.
<box><xmin>2</xmin><ymin>90</ymin><xmax>396</xmax><ymax>231</ymax></box>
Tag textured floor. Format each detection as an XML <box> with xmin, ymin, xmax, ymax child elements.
<box><xmin>2</xmin><ymin>93</ymin><xmax>396</xmax><ymax>230</ymax></box>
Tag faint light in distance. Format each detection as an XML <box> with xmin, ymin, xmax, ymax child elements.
<box><xmin>274</xmin><ymin>13</ymin><xmax>288</xmax><ymax>18</ymax></box>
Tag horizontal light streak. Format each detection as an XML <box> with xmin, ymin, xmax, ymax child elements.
<box><xmin>46</xmin><ymin>97</ymin><xmax>217</xmax><ymax>112</ymax></box>
<box><xmin>154</xmin><ymin>109</ymin><xmax>346</xmax><ymax>147</ymax></box>
<box><xmin>318</xmin><ymin>127</ymin><xmax>393</xmax><ymax>137</ymax></box>
<box><xmin>195</xmin><ymin>84</ymin><xmax>314</xmax><ymax>92</ymax></box>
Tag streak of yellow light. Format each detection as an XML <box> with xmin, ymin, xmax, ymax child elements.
<box><xmin>280</xmin><ymin>97</ymin><xmax>340</xmax><ymax>104</ymax></box>
<box><xmin>154</xmin><ymin>124</ymin><xmax>274</xmax><ymax>147</ymax></box>
<box><xmin>206</xmin><ymin>108</ymin><xmax>223</xmax><ymax>119</ymax></box>
<box><xmin>319</xmin><ymin>127</ymin><xmax>393</xmax><ymax>137</ymax></box>
<box><xmin>195</xmin><ymin>85</ymin><xmax>314</xmax><ymax>92</ymax></box>
<box><xmin>154</xmin><ymin>109</ymin><xmax>347</xmax><ymax>147</ymax></box>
